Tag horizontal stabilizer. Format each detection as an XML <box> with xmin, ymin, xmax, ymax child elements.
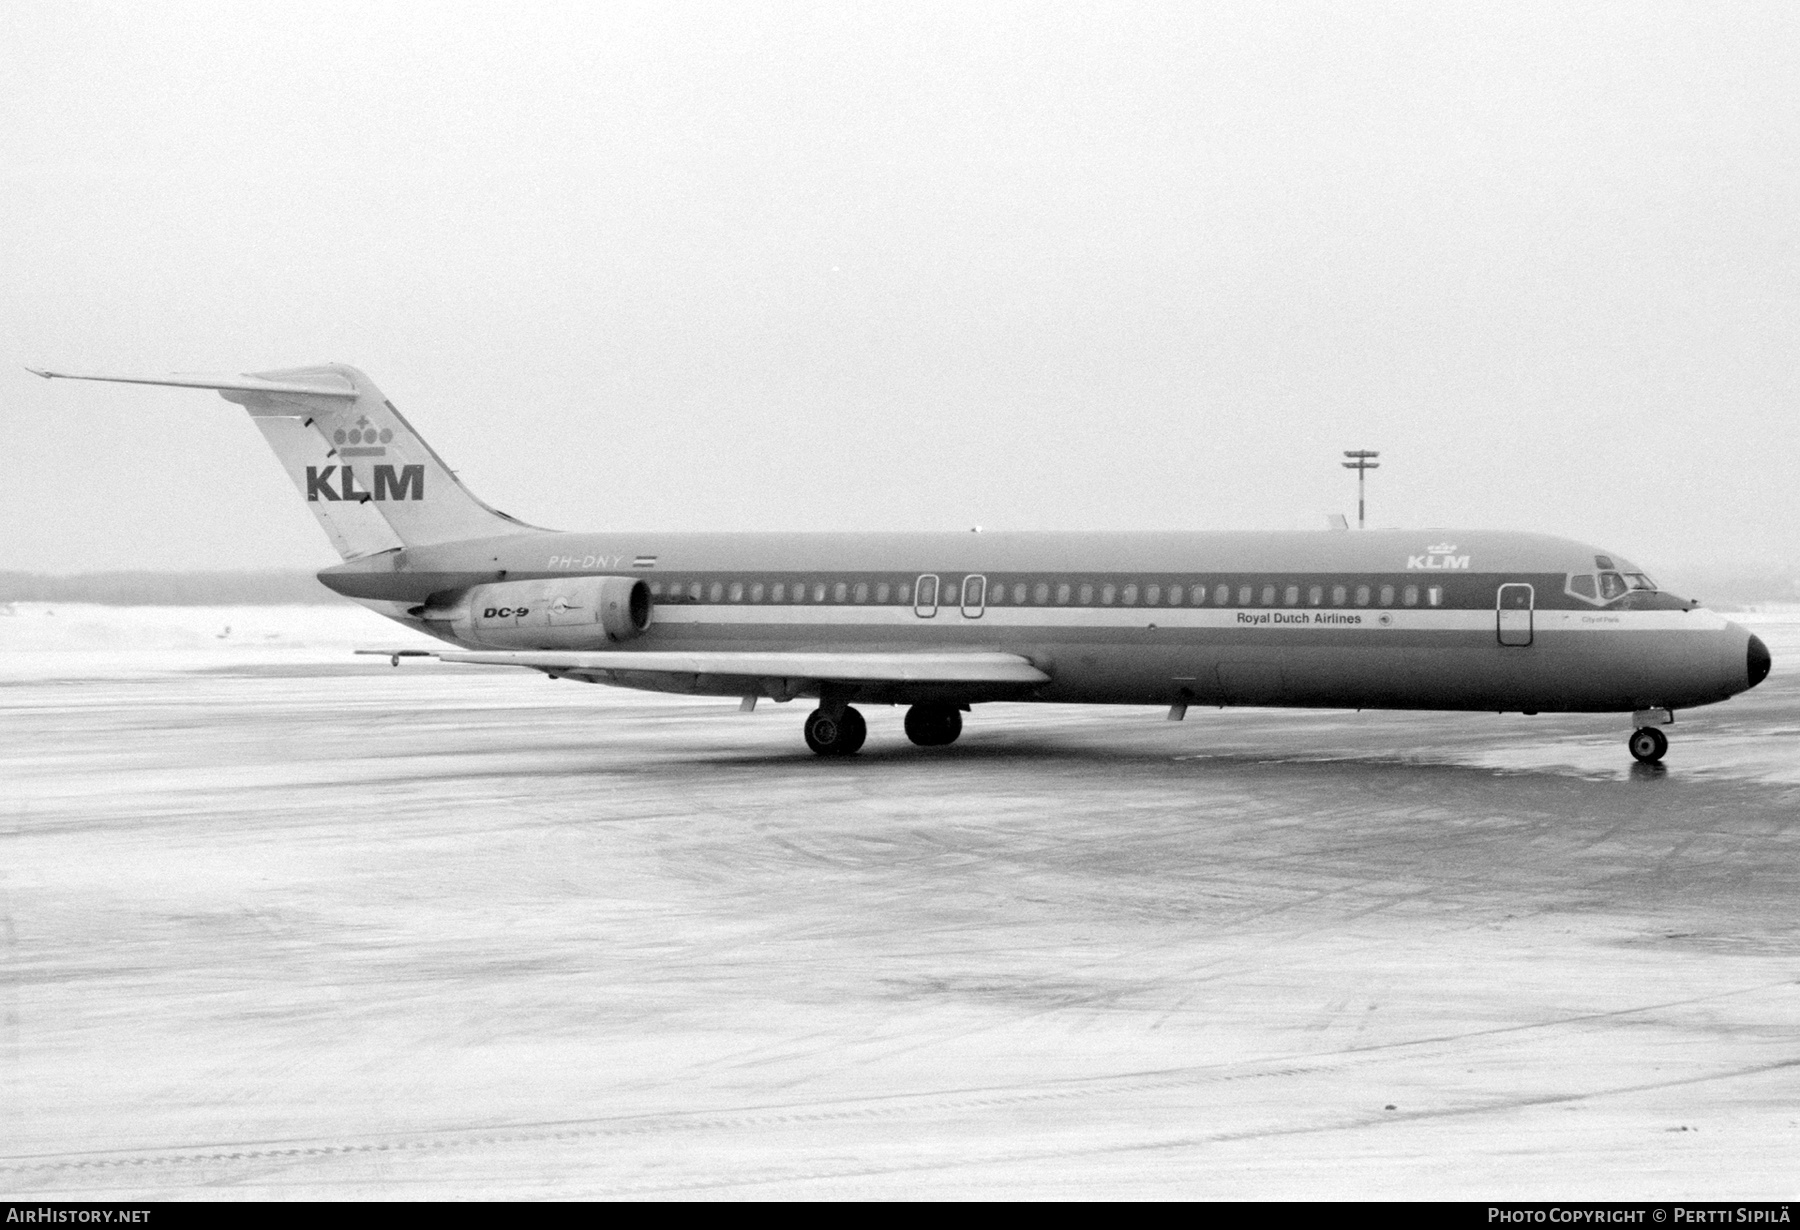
<box><xmin>27</xmin><ymin>367</ymin><xmax>360</xmax><ymax>398</ymax></box>
<box><xmin>436</xmin><ymin>650</ymin><xmax>1051</xmax><ymax>684</ymax></box>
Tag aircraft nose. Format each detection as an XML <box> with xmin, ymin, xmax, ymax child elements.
<box><xmin>1747</xmin><ymin>633</ymin><xmax>1771</xmax><ymax>689</ymax></box>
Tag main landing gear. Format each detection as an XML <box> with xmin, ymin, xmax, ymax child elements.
<box><xmin>802</xmin><ymin>703</ymin><xmax>966</xmax><ymax>756</ymax></box>
<box><xmin>904</xmin><ymin>703</ymin><xmax>963</xmax><ymax>747</ymax></box>
<box><xmin>804</xmin><ymin>706</ymin><xmax>866</xmax><ymax>757</ymax></box>
<box><xmin>1628</xmin><ymin>726</ymin><xmax>1668</xmax><ymax>765</ymax></box>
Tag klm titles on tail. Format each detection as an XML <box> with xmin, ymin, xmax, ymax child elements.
<box><xmin>305</xmin><ymin>464</ymin><xmax>425</xmax><ymax>502</ymax></box>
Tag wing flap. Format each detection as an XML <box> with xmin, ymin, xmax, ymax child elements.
<box><xmin>436</xmin><ymin>650</ymin><xmax>1050</xmax><ymax>684</ymax></box>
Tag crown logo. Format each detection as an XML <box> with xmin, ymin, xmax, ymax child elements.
<box><xmin>332</xmin><ymin>416</ymin><xmax>393</xmax><ymax>447</ymax></box>
<box><xmin>1427</xmin><ymin>542</ymin><xmax>1457</xmax><ymax>554</ymax></box>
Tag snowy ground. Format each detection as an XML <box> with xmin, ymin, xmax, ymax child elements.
<box><xmin>1</xmin><ymin>607</ymin><xmax>1796</xmax><ymax>1198</ymax></box>
<box><xmin>0</xmin><ymin>603</ymin><xmax>439</xmax><ymax>678</ymax></box>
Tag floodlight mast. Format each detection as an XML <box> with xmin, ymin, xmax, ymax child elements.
<box><xmin>1342</xmin><ymin>450</ymin><xmax>1380</xmax><ymax>529</ymax></box>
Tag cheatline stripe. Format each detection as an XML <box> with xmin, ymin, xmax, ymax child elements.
<box><xmin>625</xmin><ymin>605</ymin><xmax>1727</xmax><ymax>634</ymax></box>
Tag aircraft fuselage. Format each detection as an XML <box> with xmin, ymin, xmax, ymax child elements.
<box><xmin>320</xmin><ymin>527</ymin><xmax>1766</xmax><ymax>716</ymax></box>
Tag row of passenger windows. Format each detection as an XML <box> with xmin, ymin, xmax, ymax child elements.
<box><xmin>649</xmin><ymin>579</ymin><xmax>918</xmax><ymax>605</ymax></box>
<box><xmin>987</xmin><ymin>580</ymin><xmax>1443</xmax><ymax>608</ymax></box>
<box><xmin>646</xmin><ymin>576</ymin><xmax>1447</xmax><ymax>608</ymax></box>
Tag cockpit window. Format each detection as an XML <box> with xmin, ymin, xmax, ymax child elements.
<box><xmin>1571</xmin><ymin>568</ymin><xmax>1669</xmax><ymax>606</ymax></box>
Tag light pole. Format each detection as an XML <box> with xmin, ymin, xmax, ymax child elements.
<box><xmin>1342</xmin><ymin>450</ymin><xmax>1380</xmax><ymax>529</ymax></box>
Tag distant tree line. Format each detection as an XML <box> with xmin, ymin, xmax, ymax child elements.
<box><xmin>1655</xmin><ymin>565</ymin><xmax>1800</xmax><ymax>610</ymax></box>
<box><xmin>0</xmin><ymin>571</ymin><xmax>350</xmax><ymax>606</ymax></box>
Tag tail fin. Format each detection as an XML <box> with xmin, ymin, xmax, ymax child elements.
<box><xmin>29</xmin><ymin>363</ymin><xmax>544</xmax><ymax>559</ymax></box>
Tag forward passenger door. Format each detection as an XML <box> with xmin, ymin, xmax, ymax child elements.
<box><xmin>1497</xmin><ymin>583</ymin><xmax>1534</xmax><ymax>647</ymax></box>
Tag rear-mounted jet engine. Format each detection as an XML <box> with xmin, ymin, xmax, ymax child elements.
<box><xmin>430</xmin><ymin>576</ymin><xmax>652</xmax><ymax>649</ymax></box>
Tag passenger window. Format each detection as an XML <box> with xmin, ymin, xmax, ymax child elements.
<box><xmin>1308</xmin><ymin>585</ymin><xmax>1323</xmax><ymax>606</ymax></box>
<box><xmin>1427</xmin><ymin>586</ymin><xmax>1442</xmax><ymax>607</ymax></box>
<box><xmin>648</xmin><ymin>581</ymin><xmax>663</xmax><ymax>597</ymax></box>
<box><xmin>1598</xmin><ymin>572</ymin><xmax>1626</xmax><ymax>600</ymax></box>
<box><xmin>853</xmin><ymin>582</ymin><xmax>868</xmax><ymax>603</ymax></box>
<box><xmin>1191</xmin><ymin>584</ymin><xmax>1208</xmax><ymax>605</ymax></box>
<box><xmin>1378</xmin><ymin>584</ymin><xmax>1394</xmax><ymax>606</ymax></box>
<box><xmin>1080</xmin><ymin>583</ymin><xmax>1095</xmax><ymax>604</ymax></box>
<box><xmin>689</xmin><ymin>582</ymin><xmax>703</xmax><ymax>601</ymax></box>
<box><xmin>1102</xmin><ymin>584</ymin><xmax>1116</xmax><ymax>605</ymax></box>
<box><xmin>877</xmin><ymin>582</ymin><xmax>891</xmax><ymax>603</ymax></box>
<box><xmin>1034</xmin><ymin>581</ymin><xmax>1050</xmax><ymax>604</ymax></box>
<box><xmin>812</xmin><ymin>583</ymin><xmax>827</xmax><ymax>603</ymax></box>
<box><xmin>944</xmin><ymin>581</ymin><xmax>960</xmax><ymax>604</ymax></box>
<box><xmin>1260</xmin><ymin>585</ymin><xmax>1275</xmax><ymax>605</ymax></box>
<box><xmin>1283</xmin><ymin>585</ymin><xmax>1299</xmax><ymax>606</ymax></box>
<box><xmin>751</xmin><ymin>582</ymin><xmax>765</xmax><ymax>602</ymax></box>
<box><xmin>898</xmin><ymin>584</ymin><xmax>912</xmax><ymax>603</ymax></box>
<box><xmin>831</xmin><ymin>582</ymin><xmax>846</xmax><ymax>603</ymax></box>
<box><xmin>728</xmin><ymin>582</ymin><xmax>743</xmax><ymax>602</ymax></box>
<box><xmin>1146</xmin><ymin>584</ymin><xmax>1161</xmax><ymax>605</ymax></box>
<box><xmin>1237</xmin><ymin>585</ymin><xmax>1252</xmax><ymax>606</ymax></box>
<box><xmin>1216</xmin><ymin>584</ymin><xmax>1231</xmax><ymax>606</ymax></box>
<box><xmin>1332</xmin><ymin>584</ymin><xmax>1347</xmax><ymax>605</ymax></box>
<box><xmin>1010</xmin><ymin>583</ymin><xmax>1024</xmax><ymax>604</ymax></box>
<box><xmin>1568</xmin><ymin>574</ymin><xmax>1597</xmax><ymax>600</ymax></box>
<box><xmin>1402</xmin><ymin>585</ymin><xmax>1418</xmax><ymax>607</ymax></box>
<box><xmin>1122</xmin><ymin>584</ymin><xmax>1138</xmax><ymax>605</ymax></box>
<box><xmin>1056</xmin><ymin>582</ymin><xmax>1072</xmax><ymax>604</ymax></box>
<box><xmin>1167</xmin><ymin>584</ymin><xmax>1181</xmax><ymax>606</ymax></box>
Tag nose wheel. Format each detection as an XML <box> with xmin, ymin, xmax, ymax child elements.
<box><xmin>1628</xmin><ymin>726</ymin><xmax>1668</xmax><ymax>764</ymax></box>
<box><xmin>805</xmin><ymin>706</ymin><xmax>867</xmax><ymax>756</ymax></box>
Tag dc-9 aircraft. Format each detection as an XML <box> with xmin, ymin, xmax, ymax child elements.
<box><xmin>32</xmin><ymin>364</ymin><xmax>1770</xmax><ymax>763</ymax></box>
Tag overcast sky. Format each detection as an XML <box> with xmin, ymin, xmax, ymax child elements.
<box><xmin>4</xmin><ymin>1</ymin><xmax>1797</xmax><ymax>578</ymax></box>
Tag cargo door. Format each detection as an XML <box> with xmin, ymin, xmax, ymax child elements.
<box><xmin>1497</xmin><ymin>583</ymin><xmax>1534</xmax><ymax>647</ymax></box>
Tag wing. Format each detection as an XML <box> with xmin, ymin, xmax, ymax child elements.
<box><xmin>431</xmin><ymin>649</ymin><xmax>1049</xmax><ymax>693</ymax></box>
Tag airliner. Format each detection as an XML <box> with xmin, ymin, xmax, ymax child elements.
<box><xmin>31</xmin><ymin>364</ymin><xmax>1770</xmax><ymax>763</ymax></box>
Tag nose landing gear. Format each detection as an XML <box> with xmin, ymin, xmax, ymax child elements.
<box><xmin>1628</xmin><ymin>726</ymin><xmax>1668</xmax><ymax>764</ymax></box>
<box><xmin>804</xmin><ymin>706</ymin><xmax>867</xmax><ymax>756</ymax></box>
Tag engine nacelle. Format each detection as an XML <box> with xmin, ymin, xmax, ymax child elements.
<box><xmin>439</xmin><ymin>575</ymin><xmax>652</xmax><ymax>648</ymax></box>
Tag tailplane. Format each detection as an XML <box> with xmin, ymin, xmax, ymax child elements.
<box><xmin>29</xmin><ymin>364</ymin><xmax>543</xmax><ymax>559</ymax></box>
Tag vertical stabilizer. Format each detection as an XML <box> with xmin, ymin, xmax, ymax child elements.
<box><xmin>29</xmin><ymin>363</ymin><xmax>546</xmax><ymax>560</ymax></box>
<box><xmin>228</xmin><ymin>364</ymin><xmax>543</xmax><ymax>549</ymax></box>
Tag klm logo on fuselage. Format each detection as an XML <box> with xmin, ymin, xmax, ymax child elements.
<box><xmin>1407</xmin><ymin>542</ymin><xmax>1470</xmax><ymax>570</ymax></box>
<box><xmin>305</xmin><ymin>464</ymin><xmax>424</xmax><ymax>502</ymax></box>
